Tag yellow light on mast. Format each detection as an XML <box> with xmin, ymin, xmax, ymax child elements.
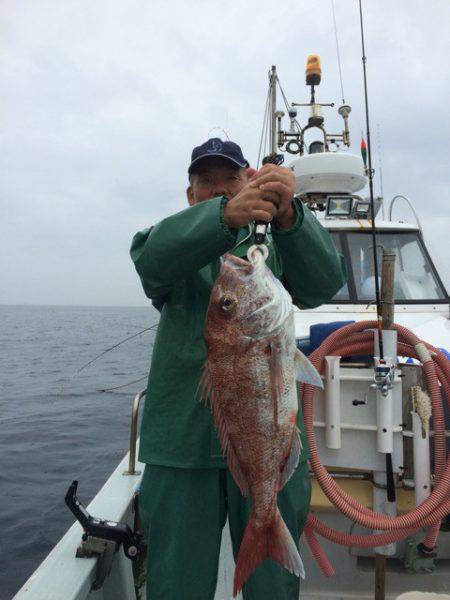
<box><xmin>306</xmin><ymin>55</ymin><xmax>321</xmax><ymax>86</ymax></box>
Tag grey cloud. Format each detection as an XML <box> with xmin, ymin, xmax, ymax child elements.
<box><xmin>1</xmin><ymin>0</ymin><xmax>449</xmax><ymax>305</ymax></box>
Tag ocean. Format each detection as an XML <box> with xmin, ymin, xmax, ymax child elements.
<box><xmin>0</xmin><ymin>305</ymin><xmax>159</xmax><ymax>599</ymax></box>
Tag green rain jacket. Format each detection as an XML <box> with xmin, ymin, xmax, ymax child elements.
<box><xmin>130</xmin><ymin>196</ymin><xmax>346</xmax><ymax>468</ymax></box>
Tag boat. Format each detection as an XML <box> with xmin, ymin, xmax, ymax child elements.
<box><xmin>14</xmin><ymin>44</ymin><xmax>449</xmax><ymax>600</ymax></box>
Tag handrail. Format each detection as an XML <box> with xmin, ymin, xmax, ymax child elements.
<box><xmin>123</xmin><ymin>389</ymin><xmax>146</xmax><ymax>476</ymax></box>
<box><xmin>388</xmin><ymin>194</ymin><xmax>423</xmax><ymax>233</ymax></box>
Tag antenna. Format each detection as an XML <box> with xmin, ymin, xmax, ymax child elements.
<box><xmin>376</xmin><ymin>123</ymin><xmax>385</xmax><ymax>218</ymax></box>
<box><xmin>207</xmin><ymin>127</ymin><xmax>230</xmax><ymax>140</ymax></box>
<box><xmin>331</xmin><ymin>0</ymin><xmax>346</xmax><ymax>104</ymax></box>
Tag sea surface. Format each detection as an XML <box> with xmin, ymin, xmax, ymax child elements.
<box><xmin>0</xmin><ymin>305</ymin><xmax>159</xmax><ymax>599</ymax></box>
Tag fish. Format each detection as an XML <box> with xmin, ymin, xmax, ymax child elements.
<box><xmin>201</xmin><ymin>246</ymin><xmax>323</xmax><ymax>596</ymax></box>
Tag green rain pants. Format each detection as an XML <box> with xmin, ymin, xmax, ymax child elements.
<box><xmin>139</xmin><ymin>461</ymin><xmax>311</xmax><ymax>600</ymax></box>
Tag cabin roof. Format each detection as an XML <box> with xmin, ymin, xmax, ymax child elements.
<box><xmin>320</xmin><ymin>219</ymin><xmax>420</xmax><ymax>231</ymax></box>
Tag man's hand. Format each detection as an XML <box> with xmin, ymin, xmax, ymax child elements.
<box><xmin>249</xmin><ymin>164</ymin><xmax>296</xmax><ymax>230</ymax></box>
<box><xmin>223</xmin><ymin>183</ymin><xmax>278</xmax><ymax>229</ymax></box>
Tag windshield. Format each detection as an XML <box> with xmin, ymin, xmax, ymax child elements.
<box><xmin>330</xmin><ymin>231</ymin><xmax>448</xmax><ymax>303</ymax></box>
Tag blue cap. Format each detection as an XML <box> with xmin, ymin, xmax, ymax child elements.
<box><xmin>188</xmin><ymin>138</ymin><xmax>249</xmax><ymax>175</ymax></box>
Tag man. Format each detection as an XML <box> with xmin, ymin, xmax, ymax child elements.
<box><xmin>130</xmin><ymin>138</ymin><xmax>346</xmax><ymax>600</ymax></box>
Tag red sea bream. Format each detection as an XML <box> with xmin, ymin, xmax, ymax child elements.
<box><xmin>201</xmin><ymin>247</ymin><xmax>323</xmax><ymax>596</ymax></box>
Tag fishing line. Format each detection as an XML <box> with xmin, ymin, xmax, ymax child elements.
<box><xmin>231</xmin><ymin>224</ymin><xmax>253</xmax><ymax>252</ymax></box>
<box><xmin>74</xmin><ymin>323</ymin><xmax>159</xmax><ymax>376</ymax></box>
<box><xmin>97</xmin><ymin>375</ymin><xmax>148</xmax><ymax>393</ymax></box>
<box><xmin>59</xmin><ymin>323</ymin><xmax>159</xmax><ymax>396</ymax></box>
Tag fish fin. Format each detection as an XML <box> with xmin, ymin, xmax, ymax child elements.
<box><xmin>226</xmin><ymin>443</ymin><xmax>250</xmax><ymax>497</ymax></box>
<box><xmin>268</xmin><ymin>342</ymin><xmax>285</xmax><ymax>430</ymax></box>
<box><xmin>268</xmin><ymin>509</ymin><xmax>305</xmax><ymax>579</ymax></box>
<box><xmin>209</xmin><ymin>394</ymin><xmax>250</xmax><ymax>497</ymax></box>
<box><xmin>295</xmin><ymin>349</ymin><xmax>323</xmax><ymax>389</ymax></box>
<box><xmin>279</xmin><ymin>427</ymin><xmax>302</xmax><ymax>490</ymax></box>
<box><xmin>196</xmin><ymin>364</ymin><xmax>213</xmax><ymax>405</ymax></box>
<box><xmin>233</xmin><ymin>508</ymin><xmax>305</xmax><ymax>597</ymax></box>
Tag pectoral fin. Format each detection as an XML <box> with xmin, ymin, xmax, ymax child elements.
<box><xmin>279</xmin><ymin>427</ymin><xmax>302</xmax><ymax>490</ymax></box>
<box><xmin>196</xmin><ymin>364</ymin><xmax>213</xmax><ymax>405</ymax></box>
<box><xmin>295</xmin><ymin>349</ymin><xmax>323</xmax><ymax>388</ymax></box>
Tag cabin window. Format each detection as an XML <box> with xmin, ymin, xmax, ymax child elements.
<box><xmin>330</xmin><ymin>231</ymin><xmax>447</xmax><ymax>304</ymax></box>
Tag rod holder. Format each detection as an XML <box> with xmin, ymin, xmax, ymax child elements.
<box><xmin>411</xmin><ymin>412</ymin><xmax>431</xmax><ymax>506</ymax></box>
<box><xmin>324</xmin><ymin>356</ymin><xmax>341</xmax><ymax>449</ymax></box>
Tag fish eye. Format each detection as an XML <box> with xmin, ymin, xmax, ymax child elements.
<box><xmin>220</xmin><ymin>296</ymin><xmax>236</xmax><ymax>312</ymax></box>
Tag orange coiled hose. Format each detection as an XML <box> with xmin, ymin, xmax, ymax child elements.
<box><xmin>301</xmin><ymin>320</ymin><xmax>450</xmax><ymax>575</ymax></box>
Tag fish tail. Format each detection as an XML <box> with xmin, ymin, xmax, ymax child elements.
<box><xmin>233</xmin><ymin>508</ymin><xmax>305</xmax><ymax>596</ymax></box>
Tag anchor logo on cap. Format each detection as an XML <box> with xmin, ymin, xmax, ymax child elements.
<box><xmin>207</xmin><ymin>138</ymin><xmax>223</xmax><ymax>153</ymax></box>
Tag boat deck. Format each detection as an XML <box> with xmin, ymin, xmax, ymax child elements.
<box><xmin>14</xmin><ymin>447</ymin><xmax>450</xmax><ymax>600</ymax></box>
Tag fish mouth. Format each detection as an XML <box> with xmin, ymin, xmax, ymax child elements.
<box><xmin>220</xmin><ymin>253</ymin><xmax>254</xmax><ymax>274</ymax></box>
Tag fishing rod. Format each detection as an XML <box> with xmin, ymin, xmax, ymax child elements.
<box><xmin>254</xmin><ymin>152</ymin><xmax>285</xmax><ymax>245</ymax></box>
<box><xmin>358</xmin><ymin>0</ymin><xmax>382</xmax><ymax>351</ymax></box>
<box><xmin>254</xmin><ymin>65</ymin><xmax>285</xmax><ymax>246</ymax></box>
<box><xmin>358</xmin><ymin>0</ymin><xmax>396</xmax><ymax>506</ymax></box>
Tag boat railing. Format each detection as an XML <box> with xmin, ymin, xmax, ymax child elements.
<box><xmin>388</xmin><ymin>194</ymin><xmax>423</xmax><ymax>233</ymax></box>
<box><xmin>123</xmin><ymin>389</ymin><xmax>146</xmax><ymax>476</ymax></box>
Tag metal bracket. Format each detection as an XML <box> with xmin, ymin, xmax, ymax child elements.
<box><xmin>404</xmin><ymin>534</ymin><xmax>436</xmax><ymax>574</ymax></box>
<box><xmin>65</xmin><ymin>480</ymin><xmax>143</xmax><ymax>590</ymax></box>
<box><xmin>76</xmin><ymin>536</ymin><xmax>119</xmax><ymax>590</ymax></box>
<box><xmin>372</xmin><ymin>357</ymin><xmax>395</xmax><ymax>397</ymax></box>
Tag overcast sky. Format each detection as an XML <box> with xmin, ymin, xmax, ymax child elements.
<box><xmin>1</xmin><ymin>0</ymin><xmax>449</xmax><ymax>306</ymax></box>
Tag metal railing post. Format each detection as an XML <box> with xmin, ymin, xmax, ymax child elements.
<box><xmin>123</xmin><ymin>389</ymin><xmax>146</xmax><ymax>476</ymax></box>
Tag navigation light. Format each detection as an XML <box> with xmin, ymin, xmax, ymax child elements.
<box><xmin>306</xmin><ymin>55</ymin><xmax>321</xmax><ymax>86</ymax></box>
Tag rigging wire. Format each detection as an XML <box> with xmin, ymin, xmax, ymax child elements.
<box><xmin>277</xmin><ymin>77</ymin><xmax>293</xmax><ymax>114</ymax></box>
<box><xmin>277</xmin><ymin>76</ymin><xmax>304</xmax><ymax>132</ymax></box>
<box><xmin>257</xmin><ymin>81</ymin><xmax>271</xmax><ymax>168</ymax></box>
<box><xmin>331</xmin><ymin>0</ymin><xmax>346</xmax><ymax>104</ymax></box>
